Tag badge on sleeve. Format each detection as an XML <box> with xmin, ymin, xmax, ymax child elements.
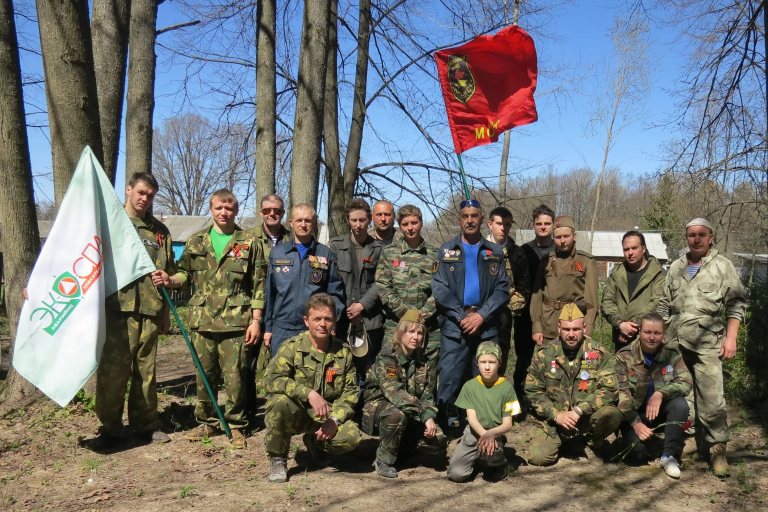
<box><xmin>310</xmin><ymin>269</ymin><xmax>323</xmax><ymax>283</ymax></box>
<box><xmin>504</xmin><ymin>400</ymin><xmax>522</xmax><ymax>416</ymax></box>
<box><xmin>385</xmin><ymin>367</ymin><xmax>397</xmax><ymax>379</ymax></box>
<box><xmin>488</xmin><ymin>262</ymin><xmax>499</xmax><ymax>276</ymax></box>
<box><xmin>432</xmin><ymin>261</ymin><xmax>439</xmax><ymax>273</ymax></box>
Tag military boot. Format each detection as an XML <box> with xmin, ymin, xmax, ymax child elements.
<box><xmin>303</xmin><ymin>433</ymin><xmax>332</xmax><ymax>467</ymax></box>
<box><xmin>267</xmin><ymin>457</ymin><xmax>288</xmax><ymax>483</ymax></box>
<box><xmin>373</xmin><ymin>459</ymin><xmax>398</xmax><ymax>478</ymax></box>
<box><xmin>710</xmin><ymin>443</ymin><xmax>728</xmax><ymax>477</ymax></box>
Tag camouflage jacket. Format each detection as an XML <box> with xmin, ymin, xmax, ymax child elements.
<box><xmin>530</xmin><ymin>248</ymin><xmax>598</xmax><ymax>338</ymax></box>
<box><xmin>657</xmin><ymin>249</ymin><xmax>746</xmax><ymax>352</ymax></box>
<box><xmin>525</xmin><ymin>336</ymin><xmax>618</xmax><ymax>424</ymax></box>
<box><xmin>375</xmin><ymin>238</ymin><xmax>438</xmax><ymax>330</ymax></box>
<box><xmin>614</xmin><ymin>341</ymin><xmax>692</xmax><ymax>424</ymax></box>
<box><xmin>362</xmin><ymin>348</ymin><xmax>437</xmax><ymax>425</ymax></box>
<box><xmin>176</xmin><ymin>226</ymin><xmax>265</xmax><ymax>332</ymax></box>
<box><xmin>264</xmin><ymin>331</ymin><xmax>359</xmax><ymax>423</ymax></box>
<box><xmin>252</xmin><ymin>223</ymin><xmax>291</xmax><ymax>260</ymax></box>
<box><xmin>602</xmin><ymin>256</ymin><xmax>665</xmax><ymax>345</ymax></box>
<box><xmin>106</xmin><ymin>214</ymin><xmax>175</xmax><ymax>317</ymax></box>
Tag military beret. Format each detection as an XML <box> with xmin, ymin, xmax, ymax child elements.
<box><xmin>475</xmin><ymin>341</ymin><xmax>502</xmax><ymax>362</ymax></box>
<box><xmin>685</xmin><ymin>217</ymin><xmax>714</xmax><ymax>233</ymax></box>
<box><xmin>554</xmin><ymin>215</ymin><xmax>576</xmax><ymax>231</ymax></box>
<box><xmin>559</xmin><ymin>303</ymin><xmax>584</xmax><ymax>321</ymax></box>
<box><xmin>400</xmin><ymin>308</ymin><xmax>422</xmax><ymax>324</ymax></box>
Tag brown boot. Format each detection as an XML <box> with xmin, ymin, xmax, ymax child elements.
<box><xmin>710</xmin><ymin>443</ymin><xmax>728</xmax><ymax>477</ymax></box>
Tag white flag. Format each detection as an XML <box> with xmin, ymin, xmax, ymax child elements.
<box><xmin>13</xmin><ymin>146</ymin><xmax>156</xmax><ymax>406</ymax></box>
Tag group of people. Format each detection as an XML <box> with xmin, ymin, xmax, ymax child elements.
<box><xmin>92</xmin><ymin>172</ymin><xmax>747</xmax><ymax>484</ymax></box>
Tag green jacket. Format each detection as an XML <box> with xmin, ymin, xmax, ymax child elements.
<box><xmin>362</xmin><ymin>348</ymin><xmax>437</xmax><ymax>427</ymax></box>
<box><xmin>657</xmin><ymin>249</ymin><xmax>746</xmax><ymax>352</ymax></box>
<box><xmin>525</xmin><ymin>336</ymin><xmax>618</xmax><ymax>425</ymax></box>
<box><xmin>602</xmin><ymin>256</ymin><xmax>665</xmax><ymax>344</ymax></box>
<box><xmin>375</xmin><ymin>238</ymin><xmax>438</xmax><ymax>331</ymax></box>
<box><xmin>264</xmin><ymin>332</ymin><xmax>359</xmax><ymax>423</ymax></box>
<box><xmin>106</xmin><ymin>214</ymin><xmax>175</xmax><ymax>317</ymax></box>
<box><xmin>176</xmin><ymin>226</ymin><xmax>265</xmax><ymax>332</ymax></box>
<box><xmin>614</xmin><ymin>341</ymin><xmax>692</xmax><ymax>424</ymax></box>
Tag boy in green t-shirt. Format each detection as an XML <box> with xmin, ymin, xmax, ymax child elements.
<box><xmin>447</xmin><ymin>342</ymin><xmax>520</xmax><ymax>482</ymax></box>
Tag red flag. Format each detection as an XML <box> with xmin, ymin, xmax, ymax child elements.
<box><xmin>435</xmin><ymin>25</ymin><xmax>538</xmax><ymax>154</ymax></box>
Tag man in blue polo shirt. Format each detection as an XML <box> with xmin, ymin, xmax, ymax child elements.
<box><xmin>432</xmin><ymin>199</ymin><xmax>509</xmax><ymax>432</ymax></box>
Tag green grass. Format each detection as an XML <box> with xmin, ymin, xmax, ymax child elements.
<box><xmin>179</xmin><ymin>485</ymin><xmax>197</xmax><ymax>498</ymax></box>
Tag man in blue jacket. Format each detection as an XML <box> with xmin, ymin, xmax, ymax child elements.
<box><xmin>264</xmin><ymin>203</ymin><xmax>345</xmax><ymax>356</ymax></box>
<box><xmin>432</xmin><ymin>199</ymin><xmax>509</xmax><ymax>431</ymax></box>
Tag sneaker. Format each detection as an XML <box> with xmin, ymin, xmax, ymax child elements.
<box><xmin>373</xmin><ymin>459</ymin><xmax>398</xmax><ymax>478</ymax></box>
<box><xmin>660</xmin><ymin>454</ymin><xmax>681</xmax><ymax>479</ymax></box>
<box><xmin>230</xmin><ymin>429</ymin><xmax>247</xmax><ymax>449</ymax></box>
<box><xmin>185</xmin><ymin>424</ymin><xmax>220</xmax><ymax>441</ymax></box>
<box><xmin>267</xmin><ymin>457</ymin><xmax>288</xmax><ymax>483</ymax></box>
<box><xmin>142</xmin><ymin>430</ymin><xmax>171</xmax><ymax>443</ymax></box>
<box><xmin>710</xmin><ymin>443</ymin><xmax>728</xmax><ymax>477</ymax></box>
<box><xmin>302</xmin><ymin>433</ymin><xmax>332</xmax><ymax>467</ymax></box>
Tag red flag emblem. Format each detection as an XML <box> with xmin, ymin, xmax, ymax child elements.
<box><xmin>435</xmin><ymin>25</ymin><xmax>538</xmax><ymax>154</ymax></box>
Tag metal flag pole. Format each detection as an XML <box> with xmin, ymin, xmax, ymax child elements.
<box><xmin>160</xmin><ymin>287</ymin><xmax>232</xmax><ymax>439</ymax></box>
<box><xmin>456</xmin><ymin>153</ymin><xmax>472</xmax><ymax>200</ymax></box>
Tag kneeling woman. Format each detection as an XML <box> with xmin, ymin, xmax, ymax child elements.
<box><xmin>362</xmin><ymin>309</ymin><xmax>440</xmax><ymax>478</ymax></box>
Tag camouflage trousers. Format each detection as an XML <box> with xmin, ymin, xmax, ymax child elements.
<box><xmin>382</xmin><ymin>320</ymin><xmax>441</xmax><ymax>365</ymax></box>
<box><xmin>528</xmin><ymin>405</ymin><xmax>623</xmax><ymax>466</ymax></box>
<box><xmin>264</xmin><ymin>394</ymin><xmax>362</xmax><ymax>457</ymax></box>
<box><xmin>96</xmin><ymin>312</ymin><xmax>161</xmax><ymax>434</ymax></box>
<box><xmin>192</xmin><ymin>330</ymin><xmax>249</xmax><ymax>429</ymax></box>
<box><xmin>362</xmin><ymin>399</ymin><xmax>426</xmax><ymax>465</ymax></box>
<box><xmin>679</xmin><ymin>346</ymin><xmax>729</xmax><ymax>445</ymax></box>
<box><xmin>448</xmin><ymin>425</ymin><xmax>507</xmax><ymax>482</ymax></box>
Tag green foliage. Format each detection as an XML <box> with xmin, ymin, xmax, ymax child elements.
<box><xmin>642</xmin><ymin>174</ymin><xmax>683</xmax><ymax>256</ymax></box>
<box><xmin>179</xmin><ymin>485</ymin><xmax>197</xmax><ymax>498</ymax></box>
<box><xmin>83</xmin><ymin>458</ymin><xmax>102</xmax><ymax>471</ymax></box>
<box><xmin>72</xmin><ymin>390</ymin><xmax>96</xmax><ymax>413</ymax></box>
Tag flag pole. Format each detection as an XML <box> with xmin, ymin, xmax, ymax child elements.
<box><xmin>456</xmin><ymin>153</ymin><xmax>472</xmax><ymax>200</ymax></box>
<box><xmin>160</xmin><ymin>287</ymin><xmax>232</xmax><ymax>439</ymax></box>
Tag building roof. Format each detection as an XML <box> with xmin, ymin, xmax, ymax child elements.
<box><xmin>513</xmin><ymin>229</ymin><xmax>669</xmax><ymax>261</ymax></box>
<box><xmin>733</xmin><ymin>253</ymin><xmax>768</xmax><ymax>263</ymax></box>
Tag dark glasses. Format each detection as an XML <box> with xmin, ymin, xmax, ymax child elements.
<box><xmin>261</xmin><ymin>208</ymin><xmax>284</xmax><ymax>215</ymax></box>
<box><xmin>460</xmin><ymin>199</ymin><xmax>480</xmax><ymax>209</ymax></box>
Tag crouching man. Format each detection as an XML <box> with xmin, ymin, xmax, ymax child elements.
<box><xmin>615</xmin><ymin>313</ymin><xmax>691</xmax><ymax>478</ymax></box>
<box><xmin>525</xmin><ymin>303</ymin><xmax>622</xmax><ymax>466</ymax></box>
<box><xmin>263</xmin><ymin>293</ymin><xmax>362</xmax><ymax>483</ymax></box>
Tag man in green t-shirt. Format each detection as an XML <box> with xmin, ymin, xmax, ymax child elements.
<box><xmin>447</xmin><ymin>342</ymin><xmax>519</xmax><ymax>482</ymax></box>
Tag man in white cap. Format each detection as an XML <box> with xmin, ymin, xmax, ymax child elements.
<box><xmin>658</xmin><ymin>217</ymin><xmax>746</xmax><ymax>477</ymax></box>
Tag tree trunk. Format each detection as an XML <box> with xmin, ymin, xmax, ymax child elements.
<box><xmin>254</xmin><ymin>0</ymin><xmax>276</xmax><ymax>202</ymax></box>
<box><xmin>125</xmin><ymin>0</ymin><xmax>157</xmax><ymax>182</ymax></box>
<box><xmin>324</xmin><ymin>0</ymin><xmax>344</xmax><ymax>237</ymax></box>
<box><xmin>92</xmin><ymin>0</ymin><xmax>131</xmax><ymax>184</ymax></box>
<box><xmin>340</xmin><ymin>0</ymin><xmax>371</xmax><ymax>205</ymax></box>
<box><xmin>0</xmin><ymin>0</ymin><xmax>41</xmax><ymax>405</ymax></box>
<box><xmin>289</xmin><ymin>0</ymin><xmax>330</xmax><ymax>210</ymax></box>
<box><xmin>36</xmin><ymin>0</ymin><xmax>103</xmax><ymax>206</ymax></box>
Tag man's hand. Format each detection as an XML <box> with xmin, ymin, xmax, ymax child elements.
<box><xmin>720</xmin><ymin>334</ymin><xmax>737</xmax><ymax>360</ymax></box>
<box><xmin>632</xmin><ymin>421</ymin><xmax>654</xmax><ymax>441</ymax></box>
<box><xmin>554</xmin><ymin>410</ymin><xmax>580</xmax><ymax>431</ymax></box>
<box><xmin>315</xmin><ymin>417</ymin><xmax>339</xmax><ymax>441</ymax></box>
<box><xmin>532</xmin><ymin>332</ymin><xmax>544</xmax><ymax>345</ymax></box>
<box><xmin>459</xmin><ymin>312</ymin><xmax>484</xmax><ymax>335</ymax></box>
<box><xmin>150</xmin><ymin>269</ymin><xmax>172</xmax><ymax>288</ymax></box>
<box><xmin>477</xmin><ymin>431</ymin><xmax>498</xmax><ymax>456</ymax></box>
<box><xmin>424</xmin><ymin>418</ymin><xmax>437</xmax><ymax>438</ymax></box>
<box><xmin>645</xmin><ymin>391</ymin><xmax>663</xmax><ymax>421</ymax></box>
<box><xmin>346</xmin><ymin>303</ymin><xmax>364</xmax><ymax>321</ymax></box>
<box><xmin>619</xmin><ymin>321</ymin><xmax>639</xmax><ymax>338</ymax></box>
<box><xmin>244</xmin><ymin>321</ymin><xmax>261</xmax><ymax>346</ymax></box>
<box><xmin>263</xmin><ymin>332</ymin><xmax>272</xmax><ymax>348</ymax></box>
<box><xmin>307</xmin><ymin>390</ymin><xmax>330</xmax><ymax>419</ymax></box>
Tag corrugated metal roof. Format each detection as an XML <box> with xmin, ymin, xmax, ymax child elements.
<box><xmin>512</xmin><ymin>229</ymin><xmax>668</xmax><ymax>261</ymax></box>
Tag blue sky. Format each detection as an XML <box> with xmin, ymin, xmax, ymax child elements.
<box><xmin>20</xmin><ymin>1</ymin><xmax>687</xmax><ymax>215</ymax></box>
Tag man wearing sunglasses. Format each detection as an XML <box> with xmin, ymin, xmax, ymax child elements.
<box><xmin>432</xmin><ymin>199</ymin><xmax>509</xmax><ymax>432</ymax></box>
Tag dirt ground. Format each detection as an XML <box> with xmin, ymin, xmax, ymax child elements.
<box><xmin>0</xmin><ymin>335</ymin><xmax>766</xmax><ymax>512</ymax></box>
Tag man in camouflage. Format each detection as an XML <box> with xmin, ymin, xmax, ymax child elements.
<box><xmin>485</xmin><ymin>206</ymin><xmax>531</xmax><ymax>377</ymax></box>
<box><xmin>375</xmin><ymin>204</ymin><xmax>440</xmax><ymax>362</ymax></box>
<box><xmin>264</xmin><ymin>294</ymin><xmax>362</xmax><ymax>483</ymax></box>
<box><xmin>615</xmin><ymin>313</ymin><xmax>691</xmax><ymax>478</ymax></box>
<box><xmin>657</xmin><ymin>217</ymin><xmax>746</xmax><ymax>477</ymax></box>
<box><xmin>530</xmin><ymin>215</ymin><xmax>598</xmax><ymax>343</ymax></box>
<box><xmin>175</xmin><ymin>189</ymin><xmax>266</xmax><ymax>448</ymax></box>
<box><xmin>526</xmin><ymin>303</ymin><xmax>622</xmax><ymax>466</ymax></box>
<box><xmin>362</xmin><ymin>309</ymin><xmax>440</xmax><ymax>478</ymax></box>
<box><xmin>94</xmin><ymin>173</ymin><xmax>177</xmax><ymax>448</ymax></box>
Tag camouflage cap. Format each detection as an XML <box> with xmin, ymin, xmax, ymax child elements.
<box><xmin>400</xmin><ymin>308</ymin><xmax>422</xmax><ymax>324</ymax></box>
<box><xmin>559</xmin><ymin>303</ymin><xmax>584</xmax><ymax>321</ymax></box>
<box><xmin>347</xmin><ymin>325</ymin><xmax>369</xmax><ymax>358</ymax></box>
<box><xmin>554</xmin><ymin>215</ymin><xmax>576</xmax><ymax>231</ymax></box>
<box><xmin>475</xmin><ymin>341</ymin><xmax>502</xmax><ymax>362</ymax></box>
<box><xmin>685</xmin><ymin>217</ymin><xmax>714</xmax><ymax>233</ymax></box>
